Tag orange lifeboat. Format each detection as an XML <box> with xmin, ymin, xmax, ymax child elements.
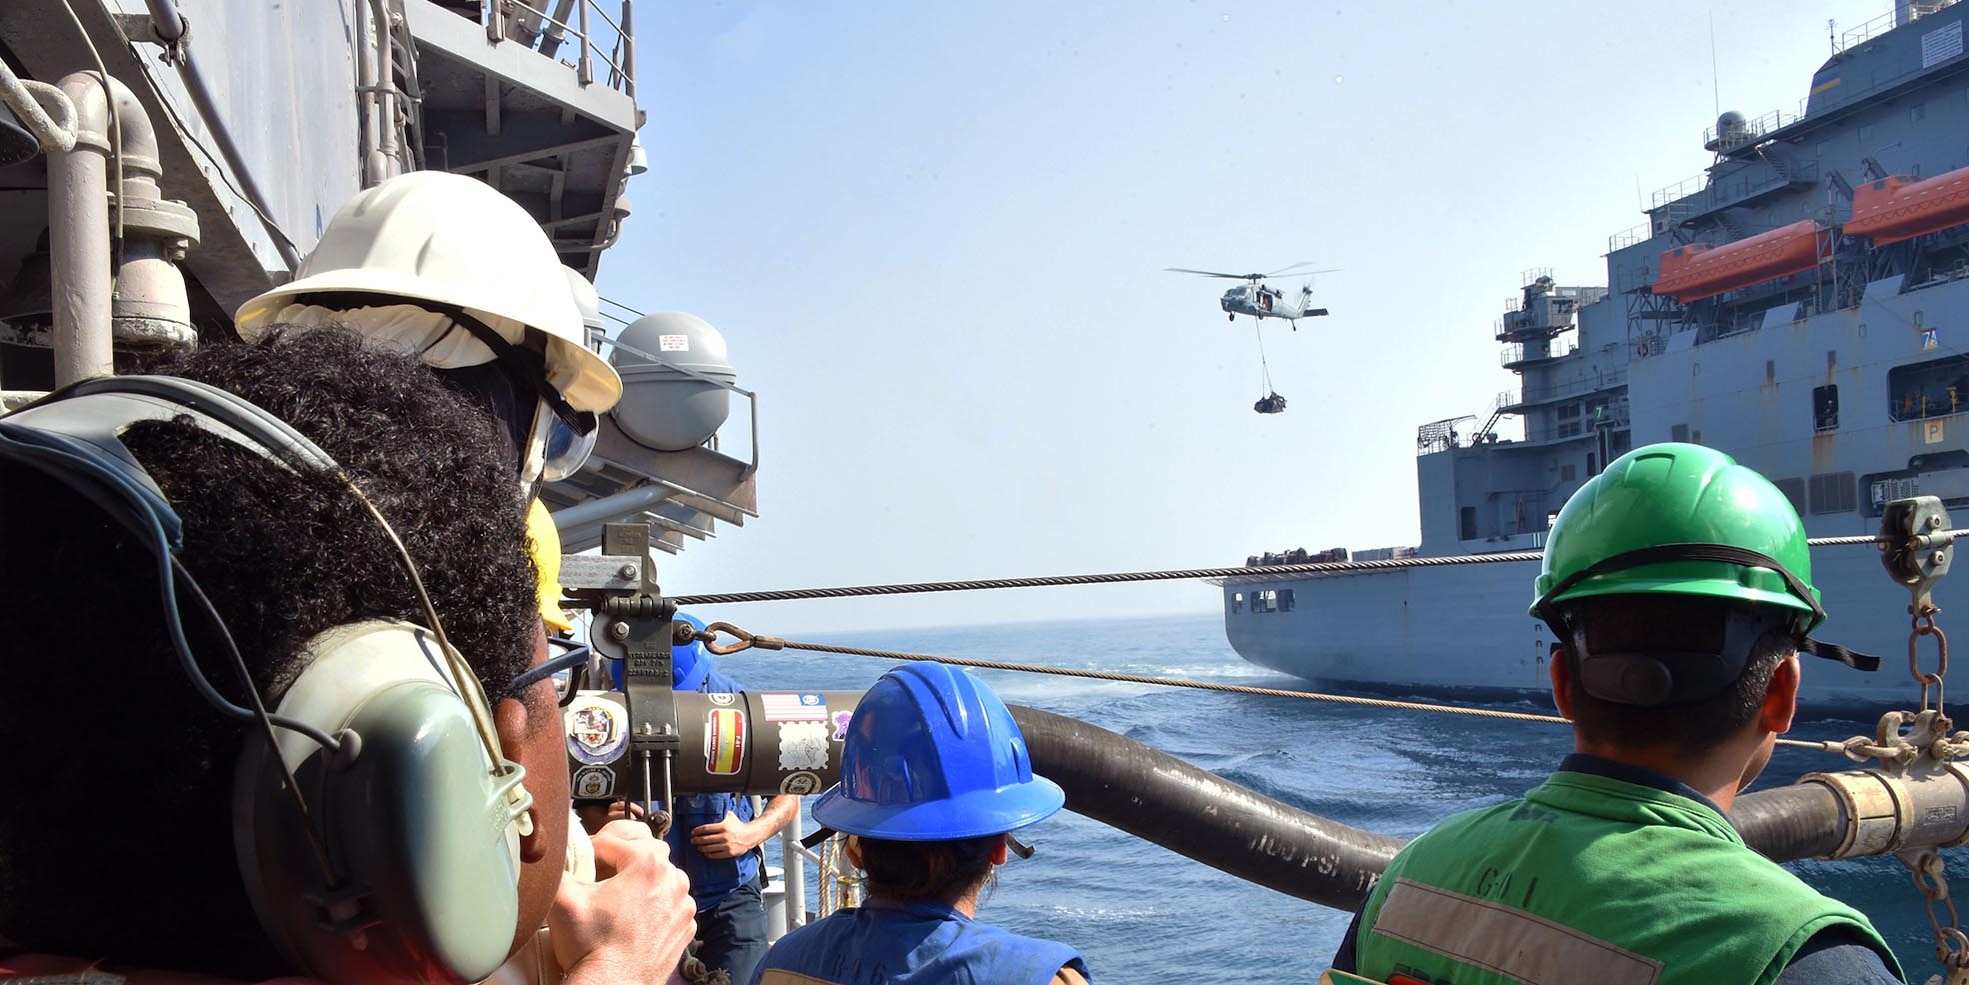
<box><xmin>1845</xmin><ymin>165</ymin><xmax>1969</xmax><ymax>245</ymax></box>
<box><xmin>1652</xmin><ymin>220</ymin><xmax>1827</xmax><ymax>303</ymax></box>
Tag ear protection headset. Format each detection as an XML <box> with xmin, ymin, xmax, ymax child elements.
<box><xmin>1530</xmin><ymin>543</ymin><xmax>1878</xmax><ymax>706</ymax></box>
<box><xmin>0</xmin><ymin>375</ymin><xmax>533</xmax><ymax>984</ymax></box>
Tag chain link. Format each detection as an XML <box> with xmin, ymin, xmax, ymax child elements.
<box><xmin>1913</xmin><ymin>606</ymin><xmax>1952</xmax><ymax>716</ymax></box>
<box><xmin>1883</xmin><ymin>559</ymin><xmax>1969</xmax><ymax>984</ymax></box>
<box><xmin>1902</xmin><ymin>849</ymin><xmax>1969</xmax><ymax>984</ymax></box>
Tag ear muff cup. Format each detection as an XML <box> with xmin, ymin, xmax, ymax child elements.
<box><xmin>234</xmin><ymin>621</ymin><xmax>527</xmax><ymax>985</ymax></box>
<box><xmin>0</xmin><ymin>380</ymin><xmax>531</xmax><ymax>985</ymax></box>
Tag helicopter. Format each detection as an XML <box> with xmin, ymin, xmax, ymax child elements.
<box><xmin>1165</xmin><ymin>261</ymin><xmax>1338</xmax><ymax>329</ymax></box>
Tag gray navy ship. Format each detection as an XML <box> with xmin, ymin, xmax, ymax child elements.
<box><xmin>1225</xmin><ymin>0</ymin><xmax>1969</xmax><ymax>707</ymax></box>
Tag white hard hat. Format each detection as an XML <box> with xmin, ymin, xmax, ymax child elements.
<box><xmin>234</xmin><ymin>171</ymin><xmax>622</xmax><ymax>414</ymax></box>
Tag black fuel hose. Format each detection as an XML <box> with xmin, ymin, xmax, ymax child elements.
<box><xmin>1009</xmin><ymin>704</ymin><xmax>1405</xmax><ymax>911</ymax></box>
<box><xmin>1730</xmin><ymin>782</ymin><xmax>1850</xmax><ymax>862</ymax></box>
<box><xmin>1011</xmin><ymin>704</ymin><xmax>1858</xmax><ymax>910</ymax></box>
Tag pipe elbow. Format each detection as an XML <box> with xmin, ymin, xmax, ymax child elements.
<box><xmin>56</xmin><ymin>71</ymin><xmax>161</xmax><ymax>172</ymax></box>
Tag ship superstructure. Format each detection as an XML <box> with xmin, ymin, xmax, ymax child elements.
<box><xmin>1226</xmin><ymin>0</ymin><xmax>1969</xmax><ymax>705</ymax></box>
<box><xmin>0</xmin><ymin>0</ymin><xmax>755</xmax><ymax>554</ymax></box>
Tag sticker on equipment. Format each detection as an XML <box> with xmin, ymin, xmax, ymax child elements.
<box><xmin>778</xmin><ymin>721</ymin><xmax>831</xmax><ymax>771</ymax></box>
<box><xmin>705</xmin><ymin>708</ymin><xmax>746</xmax><ymax>775</ymax></box>
<box><xmin>658</xmin><ymin>334</ymin><xmax>690</xmax><ymax>352</ymax></box>
<box><xmin>831</xmin><ymin>709</ymin><xmax>854</xmax><ymax>742</ymax></box>
<box><xmin>565</xmin><ymin>695</ymin><xmax>628</xmax><ymax>765</ymax></box>
<box><xmin>761</xmin><ymin>692</ymin><xmax>828</xmax><ymax>722</ymax></box>
<box><xmin>780</xmin><ymin>771</ymin><xmax>822</xmax><ymax>796</ymax></box>
<box><xmin>572</xmin><ymin>766</ymin><xmax>616</xmax><ymax>799</ymax></box>
<box><xmin>707</xmin><ymin>691</ymin><xmax>736</xmax><ymax>707</ymax></box>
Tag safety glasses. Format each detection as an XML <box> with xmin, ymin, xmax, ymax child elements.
<box><xmin>534</xmin><ymin>398</ymin><xmax>599</xmax><ymax>483</ymax></box>
<box><xmin>499</xmin><ymin>636</ymin><xmax>593</xmax><ymax>706</ymax></box>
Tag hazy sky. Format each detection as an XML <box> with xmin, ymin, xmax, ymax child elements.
<box><xmin>597</xmin><ymin>0</ymin><xmax>1890</xmax><ymax>634</ymax></box>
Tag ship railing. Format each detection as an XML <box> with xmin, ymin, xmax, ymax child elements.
<box><xmin>483</xmin><ymin>0</ymin><xmax>639</xmax><ymax>97</ymax></box>
<box><xmin>1650</xmin><ymin>172</ymin><xmax>1709</xmax><ymax>210</ymax></box>
<box><xmin>1608</xmin><ymin>224</ymin><xmax>1652</xmax><ymax>253</ymax></box>
<box><xmin>1701</xmin><ymin>103</ymin><xmax>1804</xmax><ymax>154</ymax></box>
<box><xmin>1837</xmin><ymin>2</ymin><xmax>1956</xmax><ymax>51</ymax></box>
<box><xmin>1839</xmin><ymin>6</ymin><xmax>1901</xmax><ymax>48</ymax></box>
<box><xmin>1505</xmin><ymin>369</ymin><xmax>1628</xmax><ymax>407</ymax></box>
<box><xmin>1415</xmin><ymin>414</ymin><xmax>1478</xmax><ymax>455</ymax></box>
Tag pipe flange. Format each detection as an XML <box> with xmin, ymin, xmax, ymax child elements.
<box><xmin>111</xmin><ymin>315</ymin><xmax>196</xmax><ymax>348</ymax></box>
<box><xmin>116</xmin><ymin>196</ymin><xmax>200</xmax><ymax>245</ymax></box>
<box><xmin>1945</xmin><ymin>761</ymin><xmax>1969</xmax><ymax>849</ymax></box>
<box><xmin>1803</xmin><ymin>769</ymin><xmax>1912</xmax><ymax>858</ymax></box>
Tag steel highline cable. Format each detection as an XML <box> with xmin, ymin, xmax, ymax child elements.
<box><xmin>759</xmin><ymin>635</ymin><xmax>1850</xmax><ymax>752</ymax></box>
<box><xmin>666</xmin><ymin>530</ymin><xmax>1944</xmax><ymax>607</ymax></box>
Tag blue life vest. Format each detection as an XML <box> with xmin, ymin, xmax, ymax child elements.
<box><xmin>752</xmin><ymin>899</ymin><xmax>1088</xmax><ymax>985</ymax></box>
<box><xmin>666</xmin><ymin>666</ymin><xmax>760</xmax><ymax>910</ymax></box>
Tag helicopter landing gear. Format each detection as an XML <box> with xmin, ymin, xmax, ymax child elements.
<box><xmin>1227</xmin><ymin>312</ymin><xmax>1236</xmax><ymax>322</ymax></box>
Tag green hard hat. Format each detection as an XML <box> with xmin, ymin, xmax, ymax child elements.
<box><xmin>1531</xmin><ymin>442</ymin><xmax>1823</xmax><ymax>632</ymax></box>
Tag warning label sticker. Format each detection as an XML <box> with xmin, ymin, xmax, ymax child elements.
<box><xmin>705</xmin><ymin>708</ymin><xmax>745</xmax><ymax>775</ymax></box>
<box><xmin>760</xmin><ymin>692</ymin><xmax>828</xmax><ymax>722</ymax></box>
<box><xmin>658</xmin><ymin>334</ymin><xmax>690</xmax><ymax>352</ymax></box>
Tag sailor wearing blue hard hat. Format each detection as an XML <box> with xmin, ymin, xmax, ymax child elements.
<box><xmin>750</xmin><ymin>662</ymin><xmax>1091</xmax><ymax>985</ymax></box>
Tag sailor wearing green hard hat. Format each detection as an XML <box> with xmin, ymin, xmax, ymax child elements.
<box><xmin>751</xmin><ymin>662</ymin><xmax>1092</xmax><ymax>985</ymax></box>
<box><xmin>1329</xmin><ymin>443</ymin><xmax>1903</xmax><ymax>985</ymax></box>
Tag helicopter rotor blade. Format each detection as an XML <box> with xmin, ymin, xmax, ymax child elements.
<box><xmin>1266</xmin><ymin>261</ymin><xmax>1321</xmax><ymax>277</ymax></box>
<box><xmin>1165</xmin><ymin>267</ymin><xmax>1256</xmax><ymax>279</ymax></box>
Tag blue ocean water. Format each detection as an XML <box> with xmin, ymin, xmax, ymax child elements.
<box><xmin>724</xmin><ymin>611</ymin><xmax>1941</xmax><ymax>981</ymax></box>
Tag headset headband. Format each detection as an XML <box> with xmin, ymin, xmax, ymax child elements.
<box><xmin>1532</xmin><ymin>543</ymin><xmax>1878</xmax><ymax>676</ymax></box>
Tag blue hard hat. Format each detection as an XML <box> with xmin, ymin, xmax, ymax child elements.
<box><xmin>812</xmin><ymin>662</ymin><xmax>1064</xmax><ymax>841</ymax></box>
<box><xmin>607</xmin><ymin>611</ymin><xmax>712</xmax><ymax>691</ymax></box>
<box><xmin>671</xmin><ymin>612</ymin><xmax>711</xmax><ymax>691</ymax></box>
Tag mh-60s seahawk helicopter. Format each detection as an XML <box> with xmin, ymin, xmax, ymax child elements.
<box><xmin>1166</xmin><ymin>262</ymin><xmax>1337</xmax><ymax>328</ymax></box>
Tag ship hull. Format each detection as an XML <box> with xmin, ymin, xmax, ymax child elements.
<box><xmin>1224</xmin><ymin>545</ymin><xmax>1930</xmax><ymax>709</ymax></box>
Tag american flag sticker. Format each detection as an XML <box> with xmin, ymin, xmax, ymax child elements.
<box><xmin>761</xmin><ymin>692</ymin><xmax>829</xmax><ymax>722</ymax></box>
<box><xmin>705</xmin><ymin>709</ymin><xmax>745</xmax><ymax>775</ymax></box>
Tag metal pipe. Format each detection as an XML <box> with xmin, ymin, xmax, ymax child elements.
<box><xmin>781</xmin><ymin>812</ymin><xmax>807</xmax><ymax>930</ymax></box>
<box><xmin>164</xmin><ymin>28</ymin><xmax>301</xmax><ymax>269</ymax></box>
<box><xmin>369</xmin><ymin>0</ymin><xmax>401</xmax><ymax>178</ymax></box>
<box><xmin>141</xmin><ymin>0</ymin><xmax>187</xmax><ymax>43</ymax></box>
<box><xmin>621</xmin><ymin>0</ymin><xmax>634</xmax><ymax>97</ymax></box>
<box><xmin>538</xmin><ymin>0</ymin><xmax>577</xmax><ymax>59</ymax></box>
<box><xmin>51</xmin><ymin>72</ymin><xmax>119</xmax><ymax>384</ymax></box>
<box><xmin>577</xmin><ymin>1</ymin><xmax>593</xmax><ymax>87</ymax></box>
<box><xmin>0</xmin><ymin>65</ymin><xmax>76</xmax><ymax>153</ymax></box>
<box><xmin>551</xmin><ymin>485</ymin><xmax>672</xmax><ymax>541</ymax></box>
<box><xmin>354</xmin><ymin>0</ymin><xmax>385</xmax><ymax>185</ymax></box>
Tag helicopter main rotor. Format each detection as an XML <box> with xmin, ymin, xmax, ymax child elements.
<box><xmin>1164</xmin><ymin>261</ymin><xmax>1335</xmax><ymax>282</ymax></box>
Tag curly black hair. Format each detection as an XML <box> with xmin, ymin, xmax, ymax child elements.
<box><xmin>0</xmin><ymin>328</ymin><xmax>539</xmax><ymax>977</ymax></box>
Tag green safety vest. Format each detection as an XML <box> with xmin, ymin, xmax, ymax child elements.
<box><xmin>1354</xmin><ymin>771</ymin><xmax>1901</xmax><ymax>985</ymax></box>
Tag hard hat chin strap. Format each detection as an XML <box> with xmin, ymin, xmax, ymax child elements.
<box><xmin>432</xmin><ymin>304</ymin><xmax>596</xmax><ymax>439</ymax></box>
